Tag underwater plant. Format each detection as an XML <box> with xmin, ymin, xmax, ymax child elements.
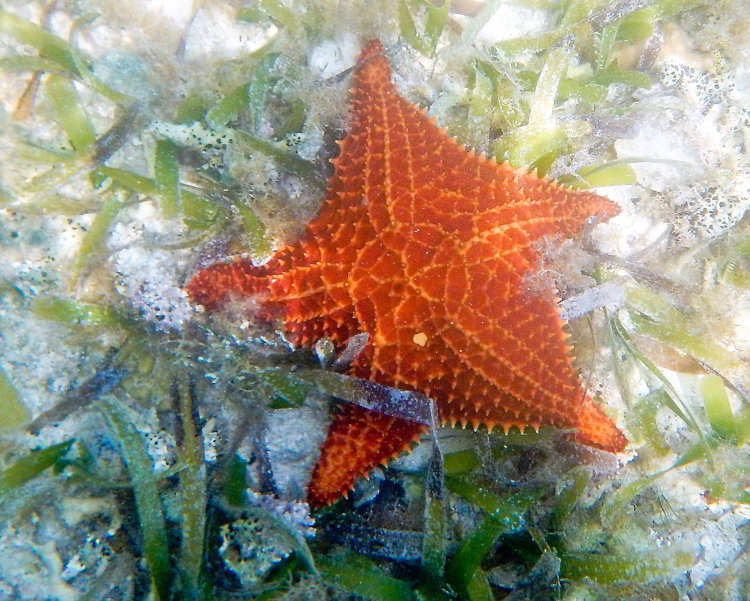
<box><xmin>1</xmin><ymin>0</ymin><xmax>749</xmax><ymax>599</ymax></box>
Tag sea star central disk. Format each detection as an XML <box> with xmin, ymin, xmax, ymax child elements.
<box><xmin>187</xmin><ymin>40</ymin><xmax>628</xmax><ymax>507</ymax></box>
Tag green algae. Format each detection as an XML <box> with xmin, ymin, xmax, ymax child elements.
<box><xmin>318</xmin><ymin>553</ymin><xmax>415</xmax><ymax>601</ymax></box>
<box><xmin>0</xmin><ymin>368</ymin><xmax>30</xmax><ymax>432</ymax></box>
<box><xmin>398</xmin><ymin>0</ymin><xmax>451</xmax><ymax>57</ymax></box>
<box><xmin>0</xmin><ymin>9</ymin><xmax>76</xmax><ymax>72</ymax></box>
<box><xmin>257</xmin><ymin>369</ymin><xmax>314</xmax><ymax>408</ymax></box>
<box><xmin>174</xmin><ymin>379</ymin><xmax>208</xmax><ymax>599</ymax></box>
<box><xmin>611</xmin><ymin>314</ymin><xmax>706</xmax><ymax>441</ymax></box>
<box><xmin>701</xmin><ymin>375</ymin><xmax>737</xmax><ymax>443</ymax></box>
<box><xmin>560</xmin><ymin>161</ymin><xmax>638</xmax><ymax>188</ymax></box>
<box><xmin>599</xmin><ymin>369</ymin><xmax>750</xmax><ymax>527</ymax></box>
<box><xmin>0</xmin><ymin>440</ymin><xmax>72</xmax><ymax>494</ymax></box>
<box><xmin>154</xmin><ymin>140</ymin><xmax>181</xmax><ymax>219</ymax></box>
<box><xmin>445</xmin><ymin>484</ymin><xmax>545</xmax><ymax>598</ymax></box>
<box><xmin>560</xmin><ymin>549</ymin><xmax>694</xmax><ymax>584</ymax></box>
<box><xmin>224</xmin><ymin>455</ymin><xmax>249</xmax><ymax>507</ymax></box>
<box><xmin>550</xmin><ymin>466</ymin><xmax>591</xmax><ymax>532</ymax></box>
<box><xmin>100</xmin><ymin>398</ymin><xmax>171</xmax><ymax>601</ymax></box>
<box><xmin>443</xmin><ymin>448</ymin><xmax>481</xmax><ymax>474</ymax></box>
<box><xmin>69</xmin><ymin>14</ymin><xmax>133</xmax><ymax>105</ymax></box>
<box><xmin>32</xmin><ymin>296</ymin><xmax>125</xmax><ymax>326</ymax></box>
<box><xmin>206</xmin><ymin>81</ymin><xmax>256</xmax><ymax>129</ymax></box>
<box><xmin>71</xmin><ymin>193</ymin><xmax>126</xmax><ymax>289</ymax></box>
<box><xmin>91</xmin><ymin>166</ymin><xmax>221</xmax><ymax>230</ymax></box>
<box><xmin>237</xmin><ymin>201</ymin><xmax>274</xmax><ymax>262</ymax></box>
<box><xmin>44</xmin><ymin>73</ymin><xmax>96</xmax><ymax>153</ymax></box>
<box><xmin>420</xmin><ymin>438</ymin><xmax>447</xmax><ymax>596</ymax></box>
<box><xmin>630</xmin><ymin>389</ymin><xmax>673</xmax><ymax>455</ymax></box>
<box><xmin>493</xmin><ymin>45</ymin><xmax>578</xmax><ymax>167</ymax></box>
<box><xmin>465</xmin><ymin>63</ymin><xmax>494</xmax><ymax>150</ymax></box>
<box><xmin>590</xmin><ymin>60</ymin><xmax>653</xmax><ymax>88</ymax></box>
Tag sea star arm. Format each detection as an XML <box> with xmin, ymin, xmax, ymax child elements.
<box><xmin>307</xmin><ymin>404</ymin><xmax>426</xmax><ymax>507</ymax></box>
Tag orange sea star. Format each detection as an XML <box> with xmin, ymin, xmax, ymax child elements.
<box><xmin>187</xmin><ymin>40</ymin><xmax>628</xmax><ymax>507</ymax></box>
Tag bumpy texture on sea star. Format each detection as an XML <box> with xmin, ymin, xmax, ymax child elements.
<box><xmin>187</xmin><ymin>40</ymin><xmax>628</xmax><ymax>507</ymax></box>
